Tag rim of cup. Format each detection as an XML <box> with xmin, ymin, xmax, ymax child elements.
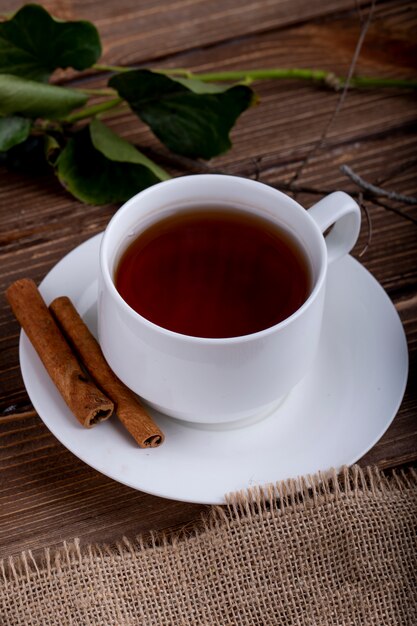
<box><xmin>100</xmin><ymin>175</ymin><xmax>328</xmax><ymax>345</ymax></box>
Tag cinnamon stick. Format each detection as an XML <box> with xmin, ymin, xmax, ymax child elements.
<box><xmin>6</xmin><ymin>279</ymin><xmax>114</xmax><ymax>428</ymax></box>
<box><xmin>50</xmin><ymin>296</ymin><xmax>164</xmax><ymax>448</ymax></box>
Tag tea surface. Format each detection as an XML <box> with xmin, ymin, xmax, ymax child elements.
<box><xmin>115</xmin><ymin>209</ymin><xmax>311</xmax><ymax>338</ymax></box>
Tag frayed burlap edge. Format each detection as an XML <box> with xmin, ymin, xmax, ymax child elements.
<box><xmin>1</xmin><ymin>464</ymin><xmax>416</xmax><ymax>585</ymax></box>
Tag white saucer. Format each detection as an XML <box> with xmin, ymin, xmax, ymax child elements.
<box><xmin>19</xmin><ymin>234</ymin><xmax>408</xmax><ymax>504</ymax></box>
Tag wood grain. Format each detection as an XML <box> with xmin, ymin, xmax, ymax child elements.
<box><xmin>1</xmin><ymin>0</ymin><xmax>374</xmax><ymax>66</ymax></box>
<box><xmin>0</xmin><ymin>0</ymin><xmax>416</xmax><ymax>558</ymax></box>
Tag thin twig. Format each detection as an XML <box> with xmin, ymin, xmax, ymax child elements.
<box><xmin>289</xmin><ymin>0</ymin><xmax>377</xmax><ymax>186</ymax></box>
<box><xmin>355</xmin><ymin>0</ymin><xmax>365</xmax><ymax>23</ymax></box>
<box><xmin>74</xmin><ymin>87</ymin><xmax>117</xmax><ymax>96</ymax></box>
<box><xmin>340</xmin><ymin>164</ymin><xmax>417</xmax><ymax>205</ymax></box>
<box><xmin>140</xmin><ymin>147</ymin><xmax>349</xmax><ymax>196</ymax></box>
<box><xmin>358</xmin><ymin>192</ymin><xmax>372</xmax><ymax>257</ymax></box>
<box><xmin>62</xmin><ymin>98</ymin><xmax>123</xmax><ymax>123</ymax></box>
<box><xmin>266</xmin><ymin>181</ymin><xmax>344</xmax><ymax>196</ymax></box>
<box><xmin>369</xmin><ymin>197</ymin><xmax>417</xmax><ymax>225</ymax></box>
<box><xmin>251</xmin><ymin>157</ymin><xmax>262</xmax><ymax>182</ymax></box>
<box><xmin>92</xmin><ymin>63</ymin><xmax>417</xmax><ymax>90</ymax></box>
<box><xmin>141</xmin><ymin>146</ymin><xmax>416</xmax><ymax>229</ymax></box>
<box><xmin>97</xmin><ymin>101</ymin><xmax>130</xmax><ymax>120</ymax></box>
<box><xmin>374</xmin><ymin>157</ymin><xmax>417</xmax><ymax>186</ymax></box>
<box><xmin>162</xmin><ymin>68</ymin><xmax>417</xmax><ymax>89</ymax></box>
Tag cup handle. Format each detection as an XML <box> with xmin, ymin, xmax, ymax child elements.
<box><xmin>307</xmin><ymin>191</ymin><xmax>361</xmax><ymax>264</ymax></box>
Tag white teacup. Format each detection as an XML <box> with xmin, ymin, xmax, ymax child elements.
<box><xmin>98</xmin><ymin>175</ymin><xmax>360</xmax><ymax>425</ymax></box>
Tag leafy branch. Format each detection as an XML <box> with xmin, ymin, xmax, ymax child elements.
<box><xmin>93</xmin><ymin>64</ymin><xmax>417</xmax><ymax>90</ymax></box>
<box><xmin>1</xmin><ymin>4</ymin><xmax>416</xmax><ymax>205</ymax></box>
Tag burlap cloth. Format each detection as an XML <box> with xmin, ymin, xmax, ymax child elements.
<box><xmin>1</xmin><ymin>465</ymin><xmax>416</xmax><ymax>625</ymax></box>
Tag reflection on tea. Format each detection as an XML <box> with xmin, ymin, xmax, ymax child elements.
<box><xmin>115</xmin><ymin>208</ymin><xmax>311</xmax><ymax>338</ymax></box>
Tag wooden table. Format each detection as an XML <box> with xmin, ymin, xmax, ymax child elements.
<box><xmin>1</xmin><ymin>0</ymin><xmax>416</xmax><ymax>559</ymax></box>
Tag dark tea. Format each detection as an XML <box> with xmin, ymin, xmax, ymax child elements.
<box><xmin>115</xmin><ymin>208</ymin><xmax>311</xmax><ymax>338</ymax></box>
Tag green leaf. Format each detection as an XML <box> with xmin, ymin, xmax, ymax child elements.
<box><xmin>0</xmin><ymin>74</ymin><xmax>87</xmax><ymax>118</ymax></box>
<box><xmin>0</xmin><ymin>134</ymin><xmax>51</xmax><ymax>174</ymax></box>
<box><xmin>0</xmin><ymin>4</ymin><xmax>101</xmax><ymax>82</ymax></box>
<box><xmin>0</xmin><ymin>116</ymin><xmax>31</xmax><ymax>151</ymax></box>
<box><xmin>89</xmin><ymin>119</ymin><xmax>169</xmax><ymax>181</ymax></box>
<box><xmin>56</xmin><ymin>120</ymin><xmax>170</xmax><ymax>204</ymax></box>
<box><xmin>109</xmin><ymin>69</ymin><xmax>255</xmax><ymax>159</ymax></box>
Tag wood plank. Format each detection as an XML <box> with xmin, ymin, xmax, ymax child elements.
<box><xmin>1</xmin><ymin>9</ymin><xmax>415</xmax><ymax>402</ymax></box>
<box><xmin>1</xmin><ymin>135</ymin><xmax>416</xmax><ymax>412</ymax></box>
<box><xmin>0</xmin><ymin>2</ymin><xmax>416</xmax><ymax>558</ymax></box>
<box><xmin>252</xmin><ymin>132</ymin><xmax>417</xmax><ymax>295</ymax></box>
<box><xmin>1</xmin><ymin>0</ymin><xmax>374</xmax><ymax>66</ymax></box>
<box><xmin>0</xmin><ymin>412</ymin><xmax>208</xmax><ymax>558</ymax></box>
